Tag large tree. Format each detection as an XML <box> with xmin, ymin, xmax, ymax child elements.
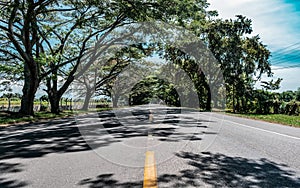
<box><xmin>74</xmin><ymin>45</ymin><xmax>146</xmax><ymax>110</ymax></box>
<box><xmin>203</xmin><ymin>16</ymin><xmax>272</xmax><ymax>112</ymax></box>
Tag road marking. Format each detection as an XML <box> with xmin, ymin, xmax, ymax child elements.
<box><xmin>148</xmin><ymin>134</ymin><xmax>153</xmax><ymax>140</ymax></box>
<box><xmin>225</xmin><ymin>119</ymin><xmax>300</xmax><ymax>140</ymax></box>
<box><xmin>199</xmin><ymin>113</ymin><xmax>300</xmax><ymax>140</ymax></box>
<box><xmin>143</xmin><ymin>151</ymin><xmax>158</xmax><ymax>188</ymax></box>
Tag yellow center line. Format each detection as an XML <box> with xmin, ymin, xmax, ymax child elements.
<box><xmin>143</xmin><ymin>151</ymin><xmax>158</xmax><ymax>188</ymax></box>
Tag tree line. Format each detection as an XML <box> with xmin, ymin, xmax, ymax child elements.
<box><xmin>0</xmin><ymin>0</ymin><xmax>298</xmax><ymax>116</ymax></box>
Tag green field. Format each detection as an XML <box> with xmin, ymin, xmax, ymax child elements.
<box><xmin>227</xmin><ymin>113</ymin><xmax>300</xmax><ymax>127</ymax></box>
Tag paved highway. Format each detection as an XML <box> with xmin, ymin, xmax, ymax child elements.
<box><xmin>0</xmin><ymin>105</ymin><xmax>299</xmax><ymax>187</ymax></box>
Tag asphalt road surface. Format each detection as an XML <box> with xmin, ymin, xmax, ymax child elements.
<box><xmin>0</xmin><ymin>104</ymin><xmax>300</xmax><ymax>187</ymax></box>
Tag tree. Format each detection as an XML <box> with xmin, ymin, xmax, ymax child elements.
<box><xmin>39</xmin><ymin>94</ymin><xmax>48</xmax><ymax>111</ymax></box>
<box><xmin>257</xmin><ymin>78</ymin><xmax>283</xmax><ymax>114</ymax></box>
<box><xmin>104</xmin><ymin>57</ymin><xmax>159</xmax><ymax>108</ymax></box>
<box><xmin>261</xmin><ymin>78</ymin><xmax>282</xmax><ymax>91</ymax></box>
<box><xmin>0</xmin><ymin>0</ymin><xmax>213</xmax><ymax>115</ymax></box>
<box><xmin>129</xmin><ymin>75</ymin><xmax>180</xmax><ymax>106</ymax></box>
<box><xmin>1</xmin><ymin>92</ymin><xmax>22</xmax><ymax>111</ymax></box>
<box><xmin>203</xmin><ymin>16</ymin><xmax>272</xmax><ymax>113</ymax></box>
<box><xmin>81</xmin><ymin>44</ymin><xmax>151</xmax><ymax>110</ymax></box>
<box><xmin>296</xmin><ymin>88</ymin><xmax>300</xmax><ymax>101</ymax></box>
<box><xmin>280</xmin><ymin>90</ymin><xmax>295</xmax><ymax>102</ymax></box>
<box><xmin>1</xmin><ymin>93</ymin><xmax>13</xmax><ymax>111</ymax></box>
<box><xmin>162</xmin><ymin>46</ymin><xmax>212</xmax><ymax>110</ymax></box>
<box><xmin>74</xmin><ymin>53</ymin><xmax>129</xmax><ymax>110</ymax></box>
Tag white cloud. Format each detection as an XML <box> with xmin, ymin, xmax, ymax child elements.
<box><xmin>256</xmin><ymin>66</ymin><xmax>300</xmax><ymax>92</ymax></box>
<box><xmin>271</xmin><ymin>67</ymin><xmax>300</xmax><ymax>91</ymax></box>
<box><xmin>207</xmin><ymin>0</ymin><xmax>300</xmax><ymax>51</ymax></box>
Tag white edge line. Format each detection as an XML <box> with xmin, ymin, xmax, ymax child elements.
<box><xmin>199</xmin><ymin>113</ymin><xmax>300</xmax><ymax>140</ymax></box>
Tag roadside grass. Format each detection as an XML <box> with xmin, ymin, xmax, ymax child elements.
<box><xmin>0</xmin><ymin>107</ymin><xmax>113</xmax><ymax>126</ymax></box>
<box><xmin>226</xmin><ymin>113</ymin><xmax>300</xmax><ymax>127</ymax></box>
<box><xmin>0</xmin><ymin>100</ymin><xmax>48</xmax><ymax>106</ymax></box>
<box><xmin>0</xmin><ymin>111</ymin><xmax>76</xmax><ymax>125</ymax></box>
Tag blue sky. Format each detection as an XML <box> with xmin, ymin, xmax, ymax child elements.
<box><xmin>207</xmin><ymin>0</ymin><xmax>300</xmax><ymax>91</ymax></box>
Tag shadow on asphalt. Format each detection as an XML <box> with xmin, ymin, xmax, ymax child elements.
<box><xmin>0</xmin><ymin>119</ymin><xmax>94</xmax><ymax>160</ymax></box>
<box><xmin>78</xmin><ymin>174</ymin><xmax>142</xmax><ymax>188</ymax></box>
<box><xmin>0</xmin><ymin>108</ymin><xmax>209</xmax><ymax>187</ymax></box>
<box><xmin>0</xmin><ymin>118</ymin><xmax>95</xmax><ymax>188</ymax></box>
<box><xmin>0</xmin><ymin>162</ymin><xmax>27</xmax><ymax>187</ymax></box>
<box><xmin>161</xmin><ymin>151</ymin><xmax>300</xmax><ymax>187</ymax></box>
<box><xmin>0</xmin><ymin>108</ymin><xmax>209</xmax><ymax>161</ymax></box>
<box><xmin>80</xmin><ymin>108</ymin><xmax>214</xmax><ymax>144</ymax></box>
<box><xmin>78</xmin><ymin>152</ymin><xmax>300</xmax><ymax>188</ymax></box>
<box><xmin>0</xmin><ymin>108</ymin><xmax>299</xmax><ymax>187</ymax></box>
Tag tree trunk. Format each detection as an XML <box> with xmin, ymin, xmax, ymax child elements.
<box><xmin>7</xmin><ymin>98</ymin><xmax>11</xmax><ymax>111</ymax></box>
<box><xmin>206</xmin><ymin>88</ymin><xmax>211</xmax><ymax>111</ymax></box>
<box><xmin>241</xmin><ymin>96</ymin><xmax>246</xmax><ymax>113</ymax></box>
<box><xmin>46</xmin><ymin>67</ymin><xmax>62</xmax><ymax>114</ymax></box>
<box><xmin>60</xmin><ymin>98</ymin><xmax>63</xmax><ymax>108</ymax></box>
<box><xmin>49</xmin><ymin>93</ymin><xmax>60</xmax><ymax>114</ymax></box>
<box><xmin>204</xmin><ymin>82</ymin><xmax>211</xmax><ymax>111</ymax></box>
<box><xmin>232</xmin><ymin>86</ymin><xmax>236</xmax><ymax>113</ymax></box>
<box><xmin>20</xmin><ymin>63</ymin><xmax>39</xmax><ymax>116</ymax></box>
<box><xmin>236</xmin><ymin>98</ymin><xmax>240</xmax><ymax>113</ymax></box>
<box><xmin>51</xmin><ymin>63</ymin><xmax>77</xmax><ymax>112</ymax></box>
<box><xmin>48</xmin><ymin>89</ymin><xmax>61</xmax><ymax>114</ymax></box>
<box><xmin>48</xmin><ymin>86</ymin><xmax>63</xmax><ymax>114</ymax></box>
<box><xmin>82</xmin><ymin>90</ymin><xmax>93</xmax><ymax>111</ymax></box>
<box><xmin>112</xmin><ymin>95</ymin><xmax>119</xmax><ymax>108</ymax></box>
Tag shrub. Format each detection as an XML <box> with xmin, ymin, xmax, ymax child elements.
<box><xmin>284</xmin><ymin>101</ymin><xmax>300</xmax><ymax>116</ymax></box>
<box><xmin>96</xmin><ymin>104</ymin><xmax>109</xmax><ymax>108</ymax></box>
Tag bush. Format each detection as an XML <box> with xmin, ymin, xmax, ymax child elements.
<box><xmin>40</xmin><ymin>105</ymin><xmax>48</xmax><ymax>112</ymax></box>
<box><xmin>284</xmin><ymin>101</ymin><xmax>300</xmax><ymax>116</ymax></box>
<box><xmin>96</xmin><ymin>104</ymin><xmax>109</xmax><ymax>108</ymax></box>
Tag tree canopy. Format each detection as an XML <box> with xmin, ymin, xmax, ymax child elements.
<box><xmin>0</xmin><ymin>0</ymin><xmax>293</xmax><ymax>116</ymax></box>
<box><xmin>0</xmin><ymin>0</ymin><xmax>213</xmax><ymax>115</ymax></box>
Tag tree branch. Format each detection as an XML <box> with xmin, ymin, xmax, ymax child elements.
<box><xmin>7</xmin><ymin>0</ymin><xmax>30</xmax><ymax>63</ymax></box>
<box><xmin>0</xmin><ymin>49</ymin><xmax>22</xmax><ymax>61</ymax></box>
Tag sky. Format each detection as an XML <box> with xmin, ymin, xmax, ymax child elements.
<box><xmin>207</xmin><ymin>0</ymin><xmax>300</xmax><ymax>91</ymax></box>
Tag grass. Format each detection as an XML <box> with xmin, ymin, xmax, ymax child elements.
<box><xmin>226</xmin><ymin>113</ymin><xmax>300</xmax><ymax>127</ymax></box>
<box><xmin>0</xmin><ymin>111</ymin><xmax>77</xmax><ymax>126</ymax></box>
<box><xmin>0</xmin><ymin>107</ymin><xmax>113</xmax><ymax>126</ymax></box>
<box><xmin>0</xmin><ymin>100</ymin><xmax>48</xmax><ymax>106</ymax></box>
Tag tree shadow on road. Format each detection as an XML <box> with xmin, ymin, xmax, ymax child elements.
<box><xmin>158</xmin><ymin>151</ymin><xmax>300</xmax><ymax>187</ymax></box>
<box><xmin>78</xmin><ymin>174</ymin><xmax>142</xmax><ymax>188</ymax></box>
<box><xmin>0</xmin><ymin>118</ymin><xmax>121</xmax><ymax>161</ymax></box>
<box><xmin>0</xmin><ymin>117</ymin><xmax>121</xmax><ymax>187</ymax></box>
<box><xmin>0</xmin><ymin>107</ymin><xmax>212</xmax><ymax>160</ymax></box>
<box><xmin>0</xmin><ymin>108</ymin><xmax>214</xmax><ymax>161</ymax></box>
<box><xmin>0</xmin><ymin>108</ymin><xmax>213</xmax><ymax>187</ymax></box>
<box><xmin>0</xmin><ymin>162</ymin><xmax>28</xmax><ymax>188</ymax></box>
<box><xmin>80</xmin><ymin>108</ymin><xmax>214</xmax><ymax>145</ymax></box>
<box><xmin>78</xmin><ymin>152</ymin><xmax>300</xmax><ymax>188</ymax></box>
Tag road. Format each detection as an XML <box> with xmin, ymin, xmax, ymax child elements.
<box><xmin>0</xmin><ymin>105</ymin><xmax>300</xmax><ymax>187</ymax></box>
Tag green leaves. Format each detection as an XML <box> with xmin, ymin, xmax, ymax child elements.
<box><xmin>261</xmin><ymin>78</ymin><xmax>282</xmax><ymax>91</ymax></box>
<box><xmin>0</xmin><ymin>0</ymin><xmax>283</xmax><ymax>115</ymax></box>
<box><xmin>35</xmin><ymin>53</ymin><xmax>61</xmax><ymax>66</ymax></box>
<box><xmin>202</xmin><ymin>15</ymin><xmax>274</xmax><ymax>112</ymax></box>
<box><xmin>130</xmin><ymin>76</ymin><xmax>180</xmax><ymax>106</ymax></box>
